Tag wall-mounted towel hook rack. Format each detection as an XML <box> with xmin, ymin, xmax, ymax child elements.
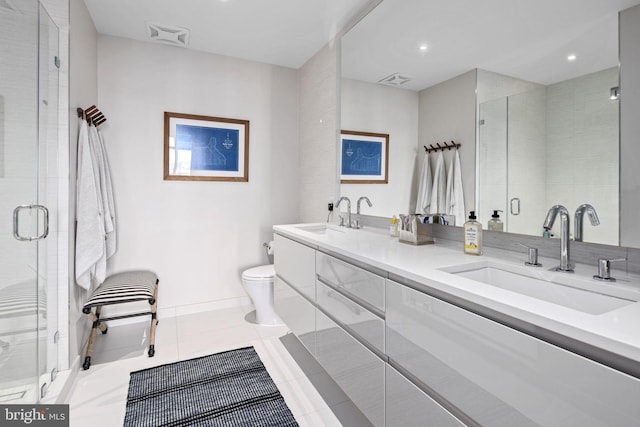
<box><xmin>424</xmin><ymin>140</ymin><xmax>461</xmax><ymax>153</ymax></box>
<box><xmin>77</xmin><ymin>105</ymin><xmax>107</xmax><ymax>127</ymax></box>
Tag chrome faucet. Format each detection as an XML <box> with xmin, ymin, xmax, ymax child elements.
<box><xmin>356</xmin><ymin>196</ymin><xmax>372</xmax><ymax>215</ymax></box>
<box><xmin>336</xmin><ymin>197</ymin><xmax>352</xmax><ymax>228</ymax></box>
<box><xmin>543</xmin><ymin>205</ymin><xmax>574</xmax><ymax>272</ymax></box>
<box><xmin>574</xmin><ymin>204</ymin><xmax>600</xmax><ymax>242</ymax></box>
<box><xmin>354</xmin><ymin>196</ymin><xmax>373</xmax><ymax>229</ymax></box>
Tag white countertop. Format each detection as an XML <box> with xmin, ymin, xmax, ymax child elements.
<box><xmin>273</xmin><ymin>223</ymin><xmax>640</xmax><ymax>368</ymax></box>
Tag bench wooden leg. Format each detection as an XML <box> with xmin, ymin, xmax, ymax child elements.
<box><xmin>83</xmin><ymin>306</ymin><xmax>104</xmax><ymax>370</ymax></box>
<box><xmin>148</xmin><ymin>285</ymin><xmax>158</xmax><ymax>357</ymax></box>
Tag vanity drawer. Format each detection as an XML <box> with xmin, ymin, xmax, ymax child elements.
<box><xmin>274</xmin><ymin>234</ymin><xmax>316</xmax><ymax>301</ymax></box>
<box><xmin>316</xmin><ymin>251</ymin><xmax>384</xmax><ymax>313</ymax></box>
<box><xmin>316</xmin><ymin>281</ymin><xmax>384</xmax><ymax>354</ymax></box>
<box><xmin>315</xmin><ymin>310</ymin><xmax>384</xmax><ymax>427</ymax></box>
<box><xmin>386</xmin><ymin>279</ymin><xmax>640</xmax><ymax>427</ymax></box>
<box><xmin>386</xmin><ymin>364</ymin><xmax>464</xmax><ymax>427</ymax></box>
<box><xmin>274</xmin><ymin>276</ymin><xmax>315</xmax><ymax>355</ymax></box>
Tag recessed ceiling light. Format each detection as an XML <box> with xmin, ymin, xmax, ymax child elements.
<box><xmin>418</xmin><ymin>44</ymin><xmax>428</xmax><ymax>52</ymax></box>
<box><xmin>567</xmin><ymin>54</ymin><xmax>577</xmax><ymax>61</ymax></box>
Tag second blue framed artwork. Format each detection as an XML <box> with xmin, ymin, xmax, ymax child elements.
<box><xmin>164</xmin><ymin>112</ymin><xmax>250</xmax><ymax>181</ymax></box>
<box><xmin>340</xmin><ymin>130</ymin><xmax>389</xmax><ymax>184</ymax></box>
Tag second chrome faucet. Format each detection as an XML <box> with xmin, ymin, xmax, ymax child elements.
<box><xmin>574</xmin><ymin>204</ymin><xmax>600</xmax><ymax>242</ymax></box>
<box><xmin>543</xmin><ymin>205</ymin><xmax>573</xmax><ymax>272</ymax></box>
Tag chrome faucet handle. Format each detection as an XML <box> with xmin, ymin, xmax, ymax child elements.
<box><xmin>338</xmin><ymin>215</ymin><xmax>346</xmax><ymax>227</ymax></box>
<box><xmin>593</xmin><ymin>257</ymin><xmax>626</xmax><ymax>282</ymax></box>
<box><xmin>518</xmin><ymin>243</ymin><xmax>542</xmax><ymax>267</ymax></box>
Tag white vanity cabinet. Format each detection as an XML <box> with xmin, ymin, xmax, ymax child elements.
<box><xmin>316</xmin><ymin>309</ymin><xmax>385</xmax><ymax>426</ymax></box>
<box><xmin>274</xmin><ymin>276</ymin><xmax>316</xmax><ymax>354</ymax></box>
<box><xmin>386</xmin><ymin>279</ymin><xmax>640</xmax><ymax>427</ymax></box>
<box><xmin>316</xmin><ymin>251</ymin><xmax>385</xmax><ymax>313</ymax></box>
<box><xmin>316</xmin><ymin>281</ymin><xmax>385</xmax><ymax>354</ymax></box>
<box><xmin>273</xmin><ymin>234</ymin><xmax>316</xmax><ymax>301</ymax></box>
<box><xmin>385</xmin><ymin>364</ymin><xmax>464</xmax><ymax>427</ymax></box>
<box><xmin>314</xmin><ymin>253</ymin><xmax>387</xmax><ymax>426</ymax></box>
<box><xmin>273</xmin><ymin>234</ymin><xmax>317</xmax><ymax>354</ymax></box>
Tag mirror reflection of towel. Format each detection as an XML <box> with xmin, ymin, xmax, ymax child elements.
<box><xmin>445</xmin><ymin>149</ymin><xmax>465</xmax><ymax>226</ymax></box>
<box><xmin>415</xmin><ymin>152</ymin><xmax>432</xmax><ymax>214</ymax></box>
<box><xmin>430</xmin><ymin>151</ymin><xmax>446</xmax><ymax>213</ymax></box>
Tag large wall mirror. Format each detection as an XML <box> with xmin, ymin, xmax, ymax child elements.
<box><xmin>340</xmin><ymin>0</ymin><xmax>640</xmax><ymax>247</ymax></box>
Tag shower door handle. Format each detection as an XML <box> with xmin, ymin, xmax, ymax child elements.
<box><xmin>13</xmin><ymin>204</ymin><xmax>49</xmax><ymax>241</ymax></box>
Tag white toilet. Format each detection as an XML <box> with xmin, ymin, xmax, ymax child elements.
<box><xmin>241</xmin><ymin>264</ymin><xmax>282</xmax><ymax>326</ymax></box>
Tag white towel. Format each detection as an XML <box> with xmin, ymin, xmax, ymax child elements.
<box><xmin>75</xmin><ymin>121</ymin><xmax>106</xmax><ymax>290</ymax></box>
<box><xmin>430</xmin><ymin>151</ymin><xmax>446</xmax><ymax>213</ymax></box>
<box><xmin>446</xmin><ymin>149</ymin><xmax>465</xmax><ymax>226</ymax></box>
<box><xmin>414</xmin><ymin>152</ymin><xmax>432</xmax><ymax>214</ymax></box>
<box><xmin>92</xmin><ymin>126</ymin><xmax>117</xmax><ymax>258</ymax></box>
<box><xmin>87</xmin><ymin>126</ymin><xmax>109</xmax><ymax>285</ymax></box>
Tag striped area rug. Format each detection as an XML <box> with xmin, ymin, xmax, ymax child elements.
<box><xmin>124</xmin><ymin>346</ymin><xmax>298</xmax><ymax>426</ymax></box>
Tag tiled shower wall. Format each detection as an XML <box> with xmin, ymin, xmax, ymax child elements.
<box><xmin>476</xmin><ymin>68</ymin><xmax>619</xmax><ymax>245</ymax></box>
<box><xmin>545</xmin><ymin>67</ymin><xmax>619</xmax><ymax>246</ymax></box>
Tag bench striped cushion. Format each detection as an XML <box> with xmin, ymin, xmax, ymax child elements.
<box><xmin>82</xmin><ymin>271</ymin><xmax>158</xmax><ymax>313</ymax></box>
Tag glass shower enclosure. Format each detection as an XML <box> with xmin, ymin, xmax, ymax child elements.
<box><xmin>0</xmin><ymin>0</ymin><xmax>60</xmax><ymax>403</ymax></box>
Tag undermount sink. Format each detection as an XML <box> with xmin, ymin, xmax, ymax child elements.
<box><xmin>443</xmin><ymin>262</ymin><xmax>637</xmax><ymax>315</ymax></box>
<box><xmin>294</xmin><ymin>224</ymin><xmax>346</xmax><ymax>235</ymax></box>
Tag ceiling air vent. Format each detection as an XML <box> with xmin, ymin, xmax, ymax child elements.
<box><xmin>146</xmin><ymin>22</ymin><xmax>190</xmax><ymax>48</ymax></box>
<box><xmin>378</xmin><ymin>73</ymin><xmax>412</xmax><ymax>87</ymax></box>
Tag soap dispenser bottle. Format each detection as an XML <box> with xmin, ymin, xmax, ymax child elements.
<box><xmin>488</xmin><ymin>210</ymin><xmax>504</xmax><ymax>231</ymax></box>
<box><xmin>464</xmin><ymin>211</ymin><xmax>483</xmax><ymax>255</ymax></box>
<box><xmin>390</xmin><ymin>215</ymin><xmax>399</xmax><ymax>237</ymax></box>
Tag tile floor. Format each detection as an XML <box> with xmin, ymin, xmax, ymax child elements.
<box><xmin>67</xmin><ymin>305</ymin><xmax>368</xmax><ymax>426</ymax></box>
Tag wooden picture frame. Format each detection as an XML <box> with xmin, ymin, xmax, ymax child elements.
<box><xmin>164</xmin><ymin>112</ymin><xmax>249</xmax><ymax>182</ymax></box>
<box><xmin>340</xmin><ymin>130</ymin><xmax>389</xmax><ymax>184</ymax></box>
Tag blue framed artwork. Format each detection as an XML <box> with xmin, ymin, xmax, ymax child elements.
<box><xmin>340</xmin><ymin>130</ymin><xmax>389</xmax><ymax>184</ymax></box>
<box><xmin>164</xmin><ymin>112</ymin><xmax>249</xmax><ymax>181</ymax></box>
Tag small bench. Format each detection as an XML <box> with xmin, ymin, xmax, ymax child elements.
<box><xmin>82</xmin><ymin>271</ymin><xmax>159</xmax><ymax>370</ymax></box>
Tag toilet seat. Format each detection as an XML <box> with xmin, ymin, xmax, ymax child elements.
<box><xmin>242</xmin><ymin>264</ymin><xmax>275</xmax><ymax>281</ymax></box>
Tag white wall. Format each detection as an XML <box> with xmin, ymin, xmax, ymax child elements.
<box><xmin>418</xmin><ymin>70</ymin><xmax>477</xmax><ymax>222</ymax></box>
<box><xmin>340</xmin><ymin>78</ymin><xmax>419</xmax><ymax>216</ymax></box>
<box><xmin>68</xmin><ymin>0</ymin><xmax>97</xmax><ymax>364</ymax></box>
<box><xmin>299</xmin><ymin>41</ymin><xmax>340</xmax><ymax>222</ymax></box>
<box><xmin>97</xmin><ymin>36</ymin><xmax>299</xmax><ymax>313</ymax></box>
